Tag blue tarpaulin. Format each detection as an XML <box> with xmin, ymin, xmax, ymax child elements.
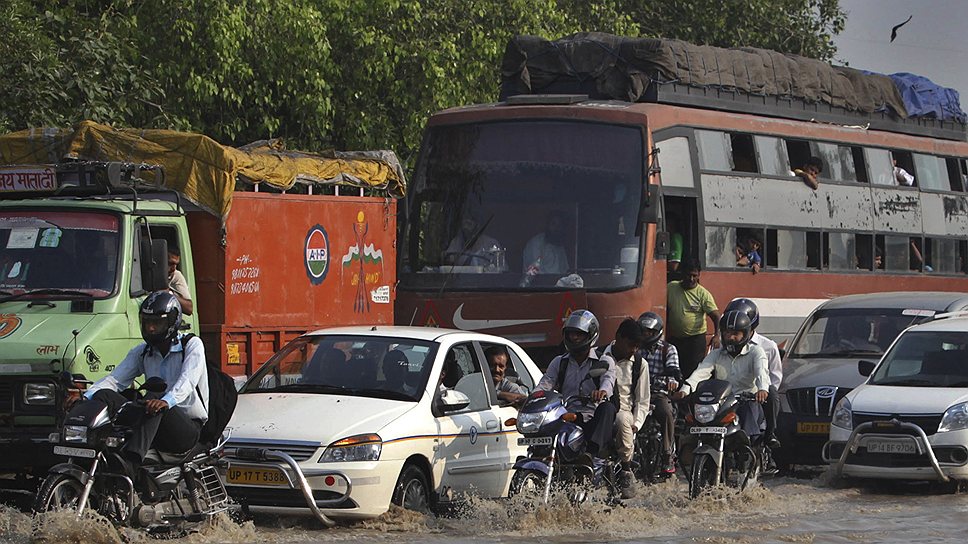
<box><xmin>881</xmin><ymin>72</ymin><xmax>967</xmax><ymax>123</ymax></box>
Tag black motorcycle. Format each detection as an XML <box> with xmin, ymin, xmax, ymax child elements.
<box><xmin>34</xmin><ymin>381</ymin><xmax>232</xmax><ymax>535</ymax></box>
<box><xmin>681</xmin><ymin>379</ymin><xmax>764</xmax><ymax>498</ymax></box>
<box><xmin>633</xmin><ymin>379</ymin><xmax>677</xmax><ymax>483</ymax></box>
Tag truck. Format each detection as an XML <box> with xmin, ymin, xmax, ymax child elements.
<box><xmin>0</xmin><ymin>120</ymin><xmax>404</xmax><ymax>493</ymax></box>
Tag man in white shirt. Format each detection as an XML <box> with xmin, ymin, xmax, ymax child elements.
<box><xmin>605</xmin><ymin>318</ymin><xmax>650</xmax><ymax>498</ymax></box>
<box><xmin>893</xmin><ymin>158</ymin><xmax>915</xmax><ymax>186</ymax></box>
<box><xmin>522</xmin><ymin>212</ymin><xmax>569</xmax><ymax>275</ymax></box>
<box><xmin>167</xmin><ymin>247</ymin><xmax>193</xmax><ymax>316</ymax></box>
<box><xmin>727</xmin><ymin>298</ymin><xmax>782</xmax><ymax>449</ymax></box>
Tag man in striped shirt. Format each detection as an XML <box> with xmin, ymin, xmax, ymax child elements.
<box><xmin>637</xmin><ymin>312</ymin><xmax>681</xmax><ymax>474</ymax></box>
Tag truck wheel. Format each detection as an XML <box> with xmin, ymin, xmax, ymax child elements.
<box><xmin>391</xmin><ymin>464</ymin><xmax>431</xmax><ymax>514</ymax></box>
<box><xmin>688</xmin><ymin>454</ymin><xmax>716</xmax><ymax>499</ymax></box>
<box><xmin>33</xmin><ymin>473</ymin><xmax>85</xmax><ymax>513</ymax></box>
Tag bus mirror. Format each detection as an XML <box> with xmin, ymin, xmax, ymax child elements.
<box><xmin>141</xmin><ymin>238</ymin><xmax>169</xmax><ymax>293</ymax></box>
<box><xmin>637</xmin><ymin>184</ymin><xmax>659</xmax><ymax>226</ymax></box>
<box><xmin>655</xmin><ymin>231</ymin><xmax>670</xmax><ymax>258</ymax></box>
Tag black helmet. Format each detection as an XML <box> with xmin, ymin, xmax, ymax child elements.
<box><xmin>720</xmin><ymin>310</ymin><xmax>752</xmax><ymax>356</ymax></box>
<box><xmin>562</xmin><ymin>309</ymin><xmax>600</xmax><ymax>354</ymax></box>
<box><xmin>637</xmin><ymin>311</ymin><xmax>664</xmax><ymax>349</ymax></box>
<box><xmin>140</xmin><ymin>291</ymin><xmax>182</xmax><ymax>347</ymax></box>
<box><xmin>725</xmin><ymin>298</ymin><xmax>759</xmax><ymax>330</ymax></box>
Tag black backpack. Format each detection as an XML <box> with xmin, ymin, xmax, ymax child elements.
<box><xmin>180</xmin><ymin>334</ymin><xmax>238</xmax><ymax>445</ymax></box>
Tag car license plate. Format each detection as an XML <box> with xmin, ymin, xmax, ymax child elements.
<box><xmin>226</xmin><ymin>465</ymin><xmax>289</xmax><ymax>486</ymax></box>
<box><xmin>865</xmin><ymin>438</ymin><xmax>918</xmax><ymax>454</ymax></box>
<box><xmin>53</xmin><ymin>445</ymin><xmax>96</xmax><ymax>458</ymax></box>
<box><xmin>797</xmin><ymin>422</ymin><xmax>831</xmax><ymax>434</ymax></box>
<box><xmin>689</xmin><ymin>427</ymin><xmax>727</xmax><ymax>435</ymax></box>
<box><xmin>518</xmin><ymin>436</ymin><xmax>553</xmax><ymax>446</ymax></box>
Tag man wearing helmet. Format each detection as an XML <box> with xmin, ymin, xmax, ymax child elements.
<box><xmin>81</xmin><ymin>292</ymin><xmax>209</xmax><ymax>463</ymax></box>
<box><xmin>674</xmin><ymin>310</ymin><xmax>769</xmax><ymax>439</ymax></box>
<box><xmin>726</xmin><ymin>298</ymin><xmax>782</xmax><ymax>450</ymax></box>
<box><xmin>535</xmin><ymin>309</ymin><xmax>618</xmax><ymax>461</ymax></box>
<box><xmin>637</xmin><ymin>311</ymin><xmax>681</xmax><ymax>474</ymax></box>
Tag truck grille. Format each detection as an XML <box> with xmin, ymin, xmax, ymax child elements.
<box><xmin>0</xmin><ymin>382</ymin><xmax>12</xmax><ymax>413</ymax></box>
<box><xmin>852</xmin><ymin>413</ymin><xmax>944</xmax><ymax>436</ymax></box>
<box><xmin>786</xmin><ymin>387</ymin><xmax>851</xmax><ymax>416</ymax></box>
<box><xmin>225</xmin><ymin>439</ymin><xmax>321</xmax><ymax>462</ymax></box>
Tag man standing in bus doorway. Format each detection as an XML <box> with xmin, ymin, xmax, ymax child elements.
<box><xmin>666</xmin><ymin>258</ymin><xmax>720</xmax><ymax>378</ymax></box>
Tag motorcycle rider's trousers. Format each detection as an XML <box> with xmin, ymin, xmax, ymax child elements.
<box><xmin>92</xmin><ymin>389</ymin><xmax>202</xmax><ymax>462</ymax></box>
<box><xmin>652</xmin><ymin>395</ymin><xmax>676</xmax><ymax>456</ymax></box>
<box><xmin>580</xmin><ymin>401</ymin><xmax>617</xmax><ymax>458</ymax></box>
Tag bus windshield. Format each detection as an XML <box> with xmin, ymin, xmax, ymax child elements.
<box><xmin>0</xmin><ymin>210</ymin><xmax>120</xmax><ymax>298</ymax></box>
<box><xmin>401</xmin><ymin>120</ymin><xmax>645</xmax><ymax>292</ymax></box>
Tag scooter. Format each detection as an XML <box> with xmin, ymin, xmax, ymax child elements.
<box><xmin>34</xmin><ymin>380</ymin><xmax>233</xmax><ymax>535</ymax></box>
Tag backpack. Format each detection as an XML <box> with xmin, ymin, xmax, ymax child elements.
<box><xmin>553</xmin><ymin>346</ymin><xmax>643</xmax><ymax>410</ymax></box>
<box><xmin>181</xmin><ymin>334</ymin><xmax>238</xmax><ymax>445</ymax></box>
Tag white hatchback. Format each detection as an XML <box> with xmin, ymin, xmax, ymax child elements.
<box><xmin>824</xmin><ymin>315</ymin><xmax>968</xmax><ymax>483</ymax></box>
<box><xmin>221</xmin><ymin>326</ymin><xmax>543</xmax><ymax>522</ymax></box>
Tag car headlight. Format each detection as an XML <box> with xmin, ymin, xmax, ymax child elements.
<box><xmin>63</xmin><ymin>425</ymin><xmax>88</xmax><ymax>443</ymax></box>
<box><xmin>516</xmin><ymin>412</ymin><xmax>546</xmax><ymax>434</ymax></box>
<box><xmin>694</xmin><ymin>404</ymin><xmax>718</xmax><ymax>424</ymax></box>
<box><xmin>319</xmin><ymin>434</ymin><xmax>382</xmax><ymax>462</ymax></box>
<box><xmin>938</xmin><ymin>402</ymin><xmax>968</xmax><ymax>433</ymax></box>
<box><xmin>24</xmin><ymin>383</ymin><xmax>56</xmax><ymax>406</ymax></box>
<box><xmin>832</xmin><ymin>397</ymin><xmax>852</xmax><ymax>430</ymax></box>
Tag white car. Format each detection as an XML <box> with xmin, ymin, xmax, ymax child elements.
<box><xmin>824</xmin><ymin>314</ymin><xmax>968</xmax><ymax>483</ymax></box>
<box><xmin>221</xmin><ymin>326</ymin><xmax>543</xmax><ymax>522</ymax></box>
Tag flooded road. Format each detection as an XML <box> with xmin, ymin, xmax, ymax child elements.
<box><xmin>4</xmin><ymin>472</ymin><xmax>968</xmax><ymax>543</ymax></box>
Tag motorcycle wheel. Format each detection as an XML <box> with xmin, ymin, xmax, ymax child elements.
<box><xmin>33</xmin><ymin>473</ymin><xmax>87</xmax><ymax>513</ymax></box>
<box><xmin>509</xmin><ymin>469</ymin><xmax>545</xmax><ymax>499</ymax></box>
<box><xmin>688</xmin><ymin>454</ymin><xmax>717</xmax><ymax>499</ymax></box>
<box><xmin>739</xmin><ymin>445</ymin><xmax>761</xmax><ymax>491</ymax></box>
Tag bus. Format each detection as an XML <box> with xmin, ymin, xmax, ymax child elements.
<box><xmin>395</xmin><ymin>64</ymin><xmax>968</xmax><ymax>366</ymax></box>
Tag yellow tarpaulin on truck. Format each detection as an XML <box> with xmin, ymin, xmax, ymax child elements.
<box><xmin>0</xmin><ymin>120</ymin><xmax>406</xmax><ymax>219</ymax></box>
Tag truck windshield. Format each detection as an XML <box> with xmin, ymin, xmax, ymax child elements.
<box><xmin>243</xmin><ymin>335</ymin><xmax>439</xmax><ymax>402</ymax></box>
<box><xmin>789</xmin><ymin>309</ymin><xmax>922</xmax><ymax>358</ymax></box>
<box><xmin>401</xmin><ymin>120</ymin><xmax>645</xmax><ymax>292</ymax></box>
<box><xmin>870</xmin><ymin>331</ymin><xmax>968</xmax><ymax>387</ymax></box>
<box><xmin>0</xmin><ymin>210</ymin><xmax>120</xmax><ymax>297</ymax></box>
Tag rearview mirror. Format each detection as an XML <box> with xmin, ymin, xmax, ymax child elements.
<box><xmin>438</xmin><ymin>389</ymin><xmax>471</xmax><ymax>412</ymax></box>
<box><xmin>858</xmin><ymin>360</ymin><xmax>877</xmax><ymax>377</ymax></box>
<box><xmin>140</xmin><ymin>238</ymin><xmax>169</xmax><ymax>293</ymax></box>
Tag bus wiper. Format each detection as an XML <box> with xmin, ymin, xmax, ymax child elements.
<box><xmin>0</xmin><ymin>288</ymin><xmax>94</xmax><ymax>304</ymax></box>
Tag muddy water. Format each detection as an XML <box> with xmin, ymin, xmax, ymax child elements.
<box><xmin>4</xmin><ymin>474</ymin><xmax>968</xmax><ymax>543</ymax></box>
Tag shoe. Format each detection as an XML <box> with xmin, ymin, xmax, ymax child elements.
<box><xmin>765</xmin><ymin>434</ymin><xmax>781</xmax><ymax>449</ymax></box>
<box><xmin>618</xmin><ymin>470</ymin><xmax>635</xmax><ymax>499</ymax></box>
<box><xmin>662</xmin><ymin>456</ymin><xmax>676</xmax><ymax>474</ymax></box>
<box><xmin>577</xmin><ymin>452</ymin><xmax>595</xmax><ymax>468</ymax></box>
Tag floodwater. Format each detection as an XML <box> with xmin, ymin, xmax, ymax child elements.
<box><xmin>4</xmin><ymin>472</ymin><xmax>968</xmax><ymax>543</ymax></box>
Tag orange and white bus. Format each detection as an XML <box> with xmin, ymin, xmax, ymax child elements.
<box><xmin>396</xmin><ymin>90</ymin><xmax>968</xmax><ymax>364</ymax></box>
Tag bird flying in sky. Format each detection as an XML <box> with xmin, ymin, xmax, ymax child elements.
<box><xmin>890</xmin><ymin>15</ymin><xmax>913</xmax><ymax>43</ymax></box>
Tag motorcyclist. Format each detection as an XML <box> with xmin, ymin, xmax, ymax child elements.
<box><xmin>725</xmin><ymin>298</ymin><xmax>782</xmax><ymax>450</ymax></box>
<box><xmin>535</xmin><ymin>309</ymin><xmax>617</xmax><ymax>464</ymax></box>
<box><xmin>80</xmin><ymin>292</ymin><xmax>209</xmax><ymax>464</ymax></box>
<box><xmin>673</xmin><ymin>310</ymin><xmax>769</xmax><ymax>440</ymax></box>
<box><xmin>602</xmin><ymin>318</ymin><xmax>649</xmax><ymax>498</ymax></box>
<box><xmin>637</xmin><ymin>311</ymin><xmax>682</xmax><ymax>474</ymax></box>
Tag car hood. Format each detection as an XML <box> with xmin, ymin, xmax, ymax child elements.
<box><xmin>226</xmin><ymin>393</ymin><xmax>417</xmax><ymax>444</ymax></box>
<box><xmin>781</xmin><ymin>357</ymin><xmax>876</xmax><ymax>390</ymax></box>
<box><xmin>849</xmin><ymin>385</ymin><xmax>968</xmax><ymax>414</ymax></box>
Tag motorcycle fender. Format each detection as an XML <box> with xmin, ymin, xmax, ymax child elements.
<box><xmin>512</xmin><ymin>459</ymin><xmax>550</xmax><ymax>476</ymax></box>
<box><xmin>46</xmin><ymin>463</ymin><xmax>91</xmax><ymax>485</ymax></box>
<box><xmin>692</xmin><ymin>445</ymin><xmax>723</xmax><ymax>468</ymax></box>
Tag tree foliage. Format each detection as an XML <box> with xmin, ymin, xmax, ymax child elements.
<box><xmin>0</xmin><ymin>0</ymin><xmax>845</xmax><ymax>163</ymax></box>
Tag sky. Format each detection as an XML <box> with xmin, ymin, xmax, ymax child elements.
<box><xmin>833</xmin><ymin>0</ymin><xmax>968</xmax><ymax>100</ymax></box>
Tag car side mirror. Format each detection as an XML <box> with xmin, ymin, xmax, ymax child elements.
<box><xmin>438</xmin><ymin>389</ymin><xmax>470</xmax><ymax>412</ymax></box>
<box><xmin>588</xmin><ymin>359</ymin><xmax>610</xmax><ymax>379</ymax></box>
<box><xmin>858</xmin><ymin>360</ymin><xmax>877</xmax><ymax>377</ymax></box>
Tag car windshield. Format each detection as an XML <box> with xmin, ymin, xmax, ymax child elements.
<box><xmin>870</xmin><ymin>331</ymin><xmax>968</xmax><ymax>387</ymax></box>
<box><xmin>0</xmin><ymin>210</ymin><xmax>120</xmax><ymax>298</ymax></box>
<box><xmin>242</xmin><ymin>334</ymin><xmax>439</xmax><ymax>402</ymax></box>
<box><xmin>789</xmin><ymin>309</ymin><xmax>925</xmax><ymax>358</ymax></box>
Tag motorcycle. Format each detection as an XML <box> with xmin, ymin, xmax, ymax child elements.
<box><xmin>34</xmin><ymin>381</ymin><xmax>233</xmax><ymax>535</ymax></box>
<box><xmin>633</xmin><ymin>378</ymin><xmax>678</xmax><ymax>483</ymax></box>
<box><xmin>682</xmin><ymin>379</ymin><xmax>764</xmax><ymax>498</ymax></box>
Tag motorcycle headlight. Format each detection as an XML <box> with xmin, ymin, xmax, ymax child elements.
<box><xmin>319</xmin><ymin>434</ymin><xmax>381</xmax><ymax>462</ymax></box>
<box><xmin>832</xmin><ymin>397</ymin><xmax>853</xmax><ymax>430</ymax></box>
<box><xmin>24</xmin><ymin>383</ymin><xmax>56</xmax><ymax>406</ymax></box>
<box><xmin>694</xmin><ymin>404</ymin><xmax>718</xmax><ymax>424</ymax></box>
<box><xmin>63</xmin><ymin>425</ymin><xmax>88</xmax><ymax>444</ymax></box>
<box><xmin>516</xmin><ymin>412</ymin><xmax>546</xmax><ymax>434</ymax></box>
<box><xmin>938</xmin><ymin>402</ymin><xmax>968</xmax><ymax>433</ymax></box>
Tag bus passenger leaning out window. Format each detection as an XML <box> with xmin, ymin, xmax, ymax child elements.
<box><xmin>791</xmin><ymin>156</ymin><xmax>823</xmax><ymax>190</ymax></box>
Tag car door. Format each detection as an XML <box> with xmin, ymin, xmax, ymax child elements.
<box><xmin>433</xmin><ymin>341</ymin><xmax>503</xmax><ymax>498</ymax></box>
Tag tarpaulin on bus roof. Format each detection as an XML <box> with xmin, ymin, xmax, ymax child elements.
<box><xmin>500</xmin><ymin>33</ymin><xmax>947</xmax><ymax>121</ymax></box>
<box><xmin>886</xmin><ymin>73</ymin><xmax>967</xmax><ymax>124</ymax></box>
<box><xmin>0</xmin><ymin>121</ymin><xmax>406</xmax><ymax>219</ymax></box>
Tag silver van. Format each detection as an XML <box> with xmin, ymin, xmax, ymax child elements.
<box><xmin>775</xmin><ymin>292</ymin><xmax>968</xmax><ymax>467</ymax></box>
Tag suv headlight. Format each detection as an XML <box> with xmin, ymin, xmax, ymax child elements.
<box><xmin>516</xmin><ymin>412</ymin><xmax>546</xmax><ymax>434</ymax></box>
<box><xmin>694</xmin><ymin>404</ymin><xmax>718</xmax><ymax>424</ymax></box>
<box><xmin>319</xmin><ymin>434</ymin><xmax>382</xmax><ymax>462</ymax></box>
<box><xmin>832</xmin><ymin>397</ymin><xmax>852</xmax><ymax>430</ymax></box>
<box><xmin>938</xmin><ymin>402</ymin><xmax>968</xmax><ymax>433</ymax></box>
<box><xmin>24</xmin><ymin>383</ymin><xmax>56</xmax><ymax>406</ymax></box>
<box><xmin>64</xmin><ymin>425</ymin><xmax>88</xmax><ymax>443</ymax></box>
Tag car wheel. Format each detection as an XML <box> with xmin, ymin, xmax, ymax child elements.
<box><xmin>391</xmin><ymin>464</ymin><xmax>431</xmax><ymax>513</ymax></box>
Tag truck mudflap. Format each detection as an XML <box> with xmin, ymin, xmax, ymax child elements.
<box><xmin>826</xmin><ymin>419</ymin><xmax>949</xmax><ymax>482</ymax></box>
<box><xmin>226</xmin><ymin>447</ymin><xmax>352</xmax><ymax>527</ymax></box>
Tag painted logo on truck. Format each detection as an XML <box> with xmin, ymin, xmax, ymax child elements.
<box><xmin>304</xmin><ymin>225</ymin><xmax>331</xmax><ymax>285</ymax></box>
<box><xmin>0</xmin><ymin>314</ymin><xmax>22</xmax><ymax>339</ymax></box>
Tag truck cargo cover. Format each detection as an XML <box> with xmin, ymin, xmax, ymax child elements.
<box><xmin>0</xmin><ymin>120</ymin><xmax>406</xmax><ymax>219</ymax></box>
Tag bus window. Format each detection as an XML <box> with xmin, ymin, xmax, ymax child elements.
<box><xmin>927</xmin><ymin>237</ymin><xmax>961</xmax><ymax>273</ymax></box>
<box><xmin>730</xmin><ymin>134</ymin><xmax>757</xmax><ymax>173</ymax></box>
<box><xmin>754</xmin><ymin>136</ymin><xmax>790</xmax><ymax>177</ymax></box>
<box><xmin>812</xmin><ymin>142</ymin><xmax>857</xmax><ymax>182</ymax></box>
<box><xmin>856</xmin><ymin>233</ymin><xmax>874</xmax><ymax>270</ymax></box>
<box><xmin>767</xmin><ymin>229</ymin><xmax>812</xmax><ymax>270</ymax></box>
<box><xmin>945</xmin><ymin>158</ymin><xmax>966</xmax><ymax>192</ymax></box>
<box><xmin>883</xmin><ymin>235</ymin><xmax>910</xmax><ymax>271</ymax></box>
<box><xmin>656</xmin><ymin>137</ymin><xmax>695</xmax><ymax>188</ymax></box>
<box><xmin>785</xmin><ymin>139</ymin><xmax>812</xmax><ymax>175</ymax></box>
<box><xmin>697</xmin><ymin>130</ymin><xmax>733</xmax><ymax>171</ymax></box>
<box><xmin>914</xmin><ymin>154</ymin><xmax>948</xmax><ymax>191</ymax></box>
<box><xmin>867</xmin><ymin>148</ymin><xmax>895</xmax><ymax>186</ymax></box>
<box><xmin>892</xmin><ymin>150</ymin><xmax>916</xmax><ymax>187</ymax></box>
<box><xmin>824</xmin><ymin>232</ymin><xmax>855</xmax><ymax>270</ymax></box>
<box><xmin>705</xmin><ymin>225</ymin><xmax>737</xmax><ymax>268</ymax></box>
<box><xmin>851</xmin><ymin>147</ymin><xmax>869</xmax><ymax>183</ymax></box>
